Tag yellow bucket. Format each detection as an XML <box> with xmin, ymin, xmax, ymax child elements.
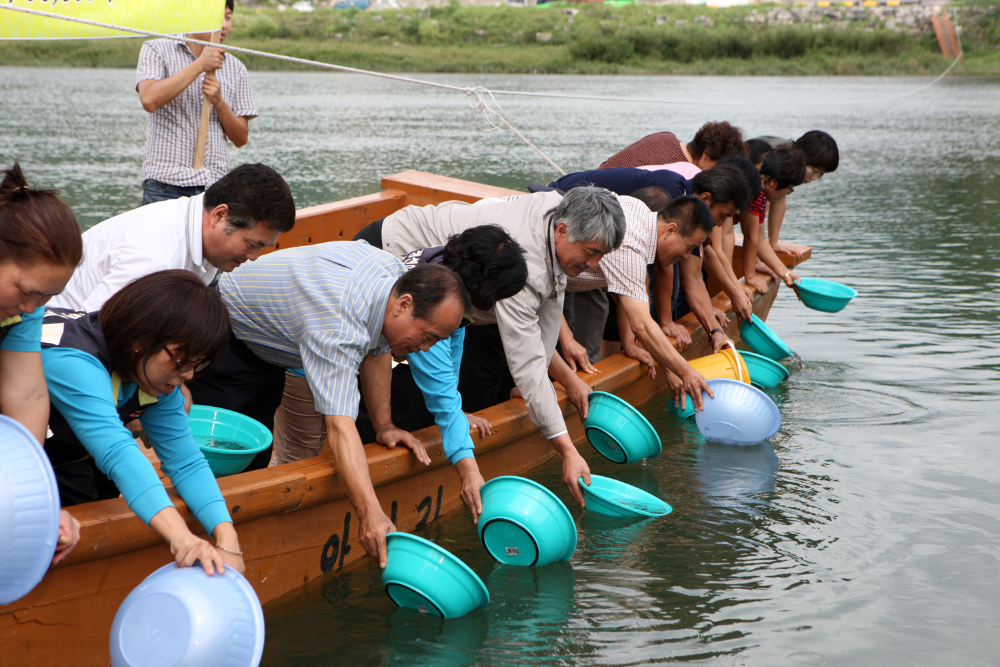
<box><xmin>689</xmin><ymin>344</ymin><xmax>751</xmax><ymax>385</ymax></box>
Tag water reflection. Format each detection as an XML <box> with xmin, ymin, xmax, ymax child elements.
<box><xmin>694</xmin><ymin>441</ymin><xmax>781</xmax><ymax>508</ymax></box>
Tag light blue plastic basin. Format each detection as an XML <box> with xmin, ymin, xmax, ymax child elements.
<box><xmin>739</xmin><ymin>314</ymin><xmax>795</xmax><ymax>361</ymax></box>
<box><xmin>109</xmin><ymin>563</ymin><xmax>265</xmax><ymax>667</ymax></box>
<box><xmin>795</xmin><ymin>277</ymin><xmax>858</xmax><ymax>313</ymax></box>
<box><xmin>740</xmin><ymin>351</ymin><xmax>791</xmax><ymax>390</ymax></box>
<box><xmin>584</xmin><ymin>391</ymin><xmax>662</xmax><ymax>464</ymax></box>
<box><xmin>695</xmin><ymin>379</ymin><xmax>782</xmax><ymax>446</ymax></box>
<box><xmin>382</xmin><ymin>532</ymin><xmax>489</xmax><ymax>619</ymax></box>
<box><xmin>579</xmin><ymin>475</ymin><xmax>673</xmax><ymax>518</ymax></box>
<box><xmin>0</xmin><ymin>415</ymin><xmax>60</xmax><ymax>605</ymax></box>
<box><xmin>478</xmin><ymin>476</ymin><xmax>576</xmax><ymax>567</ymax></box>
<box><xmin>189</xmin><ymin>406</ymin><xmax>273</xmax><ymax>477</ymax></box>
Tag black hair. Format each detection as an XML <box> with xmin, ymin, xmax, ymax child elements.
<box><xmin>747</xmin><ymin>138</ymin><xmax>773</xmax><ymax>165</ymax></box>
<box><xmin>100</xmin><ymin>270</ymin><xmax>230</xmax><ymax>383</ymax></box>
<box><xmin>716</xmin><ymin>154</ymin><xmax>763</xmax><ymax>203</ymax></box>
<box><xmin>442</xmin><ymin>225</ymin><xmax>527</xmax><ymax>312</ymax></box>
<box><xmin>628</xmin><ymin>186</ymin><xmax>672</xmax><ymax>214</ymax></box>
<box><xmin>773</xmin><ymin>145</ymin><xmax>807</xmax><ymax>190</ymax></box>
<box><xmin>204</xmin><ymin>163</ymin><xmax>296</xmax><ymax>233</ymax></box>
<box><xmin>226</xmin><ymin>0</ymin><xmax>235</xmax><ymax>11</ymax></box>
<box><xmin>692</xmin><ymin>163</ymin><xmax>751</xmax><ymax>213</ymax></box>
<box><xmin>393</xmin><ymin>263</ymin><xmax>472</xmax><ymax>320</ymax></box>
<box><xmin>662</xmin><ymin>195</ymin><xmax>715</xmax><ymax>238</ymax></box>
<box><xmin>793</xmin><ymin>130</ymin><xmax>839</xmax><ymax>173</ymax></box>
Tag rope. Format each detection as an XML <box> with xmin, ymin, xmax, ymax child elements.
<box><xmin>0</xmin><ymin>4</ymin><xmax>568</xmax><ymax>174</ymax></box>
<box><xmin>1</xmin><ymin>3</ymin><xmax>964</xmax><ymax>168</ymax></box>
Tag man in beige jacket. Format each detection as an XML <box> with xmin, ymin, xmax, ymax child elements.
<box><xmin>381</xmin><ymin>187</ymin><xmax>625</xmax><ymax>506</ymax></box>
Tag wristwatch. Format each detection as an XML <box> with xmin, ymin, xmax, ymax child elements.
<box><xmin>709</xmin><ymin>328</ymin><xmax>725</xmax><ymax>337</ymax></box>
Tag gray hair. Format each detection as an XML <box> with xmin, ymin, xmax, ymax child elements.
<box><xmin>551</xmin><ymin>186</ymin><xmax>626</xmax><ymax>251</ymax></box>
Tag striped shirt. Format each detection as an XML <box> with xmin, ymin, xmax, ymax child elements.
<box><xmin>136</xmin><ymin>39</ymin><xmax>257</xmax><ymax>188</ymax></box>
<box><xmin>568</xmin><ymin>195</ymin><xmax>657</xmax><ymax>302</ymax></box>
<box><xmin>748</xmin><ymin>190</ymin><xmax>768</xmax><ymax>224</ymax></box>
<box><xmin>219</xmin><ymin>241</ymin><xmax>403</xmax><ymax>417</ymax></box>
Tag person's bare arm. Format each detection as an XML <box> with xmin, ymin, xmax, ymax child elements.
<box><xmin>0</xmin><ymin>350</ymin><xmax>48</xmax><ymax>445</ymax></box>
<box><xmin>699</xmin><ymin>246</ymin><xmax>753</xmax><ymax>323</ymax></box>
<box><xmin>737</xmin><ymin>212</ymin><xmax>768</xmax><ymax>293</ymax></box>
<box><xmin>558</xmin><ymin>313</ymin><xmax>596</xmax><ymax>373</ymax></box>
<box><xmin>137</xmin><ymin>46</ymin><xmax>224</xmax><ymax>112</ymax></box>
<box><xmin>325</xmin><ymin>414</ymin><xmax>394</xmax><ymax>568</ymax></box>
<box><xmin>358</xmin><ymin>352</ymin><xmax>429</xmax><ymax>464</ymax></box>
<box><xmin>652</xmin><ymin>260</ymin><xmax>691</xmax><ymax>348</ymax></box>
<box><xmin>714</xmin><ymin>222</ymin><xmax>745</xmax><ymax>294</ymax></box>
<box><xmin>756</xmin><ymin>229</ymin><xmax>800</xmax><ymax>287</ymax></box>
<box><xmin>617</xmin><ymin>294</ymin><xmax>712</xmax><ymax>411</ymax></box>
<box><xmin>767</xmin><ymin>196</ymin><xmax>787</xmax><ymax>247</ymax></box>
<box><xmin>548</xmin><ymin>351</ymin><xmax>592</xmax><ymax>419</ymax></box>
<box><xmin>201</xmin><ymin>75</ymin><xmax>250</xmax><ymax>147</ymax></box>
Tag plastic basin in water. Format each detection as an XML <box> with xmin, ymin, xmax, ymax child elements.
<box><xmin>671</xmin><ymin>347</ymin><xmax>751</xmax><ymax>420</ymax></box>
<box><xmin>579</xmin><ymin>475</ymin><xmax>673</xmax><ymax>518</ymax></box>
<box><xmin>189</xmin><ymin>406</ymin><xmax>273</xmax><ymax>477</ymax></box>
<box><xmin>109</xmin><ymin>563</ymin><xmax>265</xmax><ymax>667</ymax></box>
<box><xmin>584</xmin><ymin>391</ymin><xmax>662</xmax><ymax>464</ymax></box>
<box><xmin>740</xmin><ymin>351</ymin><xmax>790</xmax><ymax>390</ymax></box>
<box><xmin>795</xmin><ymin>278</ymin><xmax>858</xmax><ymax>313</ymax></box>
<box><xmin>739</xmin><ymin>314</ymin><xmax>795</xmax><ymax>361</ymax></box>
<box><xmin>382</xmin><ymin>533</ymin><xmax>489</xmax><ymax>619</ymax></box>
<box><xmin>478</xmin><ymin>476</ymin><xmax>576</xmax><ymax>567</ymax></box>
<box><xmin>695</xmin><ymin>379</ymin><xmax>782</xmax><ymax>446</ymax></box>
<box><xmin>0</xmin><ymin>415</ymin><xmax>60</xmax><ymax>605</ymax></box>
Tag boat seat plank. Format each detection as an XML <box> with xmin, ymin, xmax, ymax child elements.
<box><xmin>381</xmin><ymin>169</ymin><xmax>521</xmax><ymax>207</ymax></box>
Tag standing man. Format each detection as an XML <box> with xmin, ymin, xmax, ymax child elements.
<box><xmin>136</xmin><ymin>0</ymin><xmax>256</xmax><ymax>205</ymax></box>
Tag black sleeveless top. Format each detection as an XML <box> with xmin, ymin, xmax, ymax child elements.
<box><xmin>41</xmin><ymin>309</ymin><xmax>154</xmax><ymax>469</ymax></box>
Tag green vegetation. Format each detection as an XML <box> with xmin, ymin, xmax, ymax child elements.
<box><xmin>2</xmin><ymin>3</ymin><xmax>998</xmax><ymax>75</ymax></box>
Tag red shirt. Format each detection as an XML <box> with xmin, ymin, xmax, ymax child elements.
<box><xmin>599</xmin><ymin>132</ymin><xmax>688</xmax><ymax>170</ymax></box>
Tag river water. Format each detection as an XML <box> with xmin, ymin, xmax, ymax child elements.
<box><xmin>2</xmin><ymin>68</ymin><xmax>999</xmax><ymax>666</ymax></box>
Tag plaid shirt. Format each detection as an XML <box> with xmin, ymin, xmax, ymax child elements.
<box><xmin>599</xmin><ymin>132</ymin><xmax>688</xmax><ymax>170</ymax></box>
<box><xmin>567</xmin><ymin>195</ymin><xmax>657</xmax><ymax>302</ymax></box>
<box><xmin>136</xmin><ymin>39</ymin><xmax>257</xmax><ymax>188</ymax></box>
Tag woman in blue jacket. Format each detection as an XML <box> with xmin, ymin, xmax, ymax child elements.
<box><xmin>42</xmin><ymin>270</ymin><xmax>243</xmax><ymax>575</ymax></box>
<box><xmin>0</xmin><ymin>162</ymin><xmax>83</xmax><ymax>564</ymax></box>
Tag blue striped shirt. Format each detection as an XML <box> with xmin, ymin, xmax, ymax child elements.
<box><xmin>219</xmin><ymin>241</ymin><xmax>404</xmax><ymax>416</ymax></box>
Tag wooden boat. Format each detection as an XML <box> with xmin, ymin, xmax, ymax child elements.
<box><xmin>0</xmin><ymin>170</ymin><xmax>810</xmax><ymax>667</ymax></box>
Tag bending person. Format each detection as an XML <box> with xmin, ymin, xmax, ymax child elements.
<box><xmin>42</xmin><ymin>271</ymin><xmax>242</xmax><ymax>575</ymax></box>
<box><xmin>0</xmin><ymin>162</ymin><xmax>84</xmax><ymax>565</ymax></box>
<box><xmin>379</xmin><ymin>187</ymin><xmax>626</xmax><ymax>507</ymax></box>
<box><xmin>186</xmin><ymin>242</ymin><xmax>471</xmax><ymax>566</ymax></box>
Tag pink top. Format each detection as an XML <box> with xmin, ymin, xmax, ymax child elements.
<box><xmin>639</xmin><ymin>162</ymin><xmax>702</xmax><ymax>180</ymax></box>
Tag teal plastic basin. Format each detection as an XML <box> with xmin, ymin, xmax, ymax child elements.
<box><xmin>478</xmin><ymin>476</ymin><xmax>576</xmax><ymax>567</ymax></box>
<box><xmin>382</xmin><ymin>533</ymin><xmax>489</xmax><ymax>619</ymax></box>
<box><xmin>740</xmin><ymin>351</ymin><xmax>791</xmax><ymax>390</ymax></box>
<box><xmin>739</xmin><ymin>314</ymin><xmax>795</xmax><ymax>361</ymax></box>
<box><xmin>584</xmin><ymin>391</ymin><xmax>662</xmax><ymax>464</ymax></box>
<box><xmin>189</xmin><ymin>406</ymin><xmax>273</xmax><ymax>477</ymax></box>
<box><xmin>795</xmin><ymin>278</ymin><xmax>858</xmax><ymax>313</ymax></box>
<box><xmin>579</xmin><ymin>475</ymin><xmax>673</xmax><ymax>518</ymax></box>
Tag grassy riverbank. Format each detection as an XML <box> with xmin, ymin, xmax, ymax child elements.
<box><xmin>3</xmin><ymin>3</ymin><xmax>998</xmax><ymax>75</ymax></box>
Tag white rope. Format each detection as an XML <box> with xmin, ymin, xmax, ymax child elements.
<box><xmin>0</xmin><ymin>4</ymin><xmax>569</xmax><ymax>174</ymax></box>
<box><xmin>1</xmin><ymin>3</ymin><xmax>963</xmax><ymax>167</ymax></box>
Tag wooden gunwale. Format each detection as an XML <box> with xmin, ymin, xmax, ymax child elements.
<box><xmin>0</xmin><ymin>171</ymin><xmax>809</xmax><ymax>667</ymax></box>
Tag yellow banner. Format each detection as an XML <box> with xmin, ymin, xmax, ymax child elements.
<box><xmin>1</xmin><ymin>1</ymin><xmax>225</xmax><ymax>40</ymax></box>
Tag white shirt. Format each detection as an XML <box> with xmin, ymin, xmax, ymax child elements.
<box><xmin>51</xmin><ymin>194</ymin><xmax>218</xmax><ymax>312</ymax></box>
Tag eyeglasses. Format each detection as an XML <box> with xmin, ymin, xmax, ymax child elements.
<box><xmin>163</xmin><ymin>346</ymin><xmax>211</xmax><ymax>374</ymax></box>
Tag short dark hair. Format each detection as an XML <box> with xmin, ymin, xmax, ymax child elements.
<box><xmin>0</xmin><ymin>162</ymin><xmax>82</xmax><ymax>268</ymax></box>
<box><xmin>99</xmin><ymin>270</ymin><xmax>231</xmax><ymax>384</ymax></box>
<box><xmin>662</xmin><ymin>195</ymin><xmax>715</xmax><ymax>237</ymax></box>
<box><xmin>687</xmin><ymin>121</ymin><xmax>748</xmax><ymax>162</ymax></box>
<box><xmin>442</xmin><ymin>225</ymin><xmax>527</xmax><ymax>312</ymax></box>
<box><xmin>226</xmin><ymin>0</ymin><xmax>234</xmax><ymax>11</ymax></box>
<box><xmin>716</xmin><ymin>154</ymin><xmax>763</xmax><ymax>203</ymax></box>
<box><xmin>773</xmin><ymin>145</ymin><xmax>807</xmax><ymax>190</ymax></box>
<box><xmin>628</xmin><ymin>186</ymin><xmax>672</xmax><ymax>214</ymax></box>
<box><xmin>204</xmin><ymin>163</ymin><xmax>296</xmax><ymax>233</ymax></box>
<box><xmin>393</xmin><ymin>263</ymin><xmax>472</xmax><ymax>320</ymax></box>
<box><xmin>692</xmin><ymin>163</ymin><xmax>750</xmax><ymax>213</ymax></box>
<box><xmin>747</xmin><ymin>138</ymin><xmax>773</xmax><ymax>165</ymax></box>
<box><xmin>794</xmin><ymin>130</ymin><xmax>839</xmax><ymax>173</ymax></box>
